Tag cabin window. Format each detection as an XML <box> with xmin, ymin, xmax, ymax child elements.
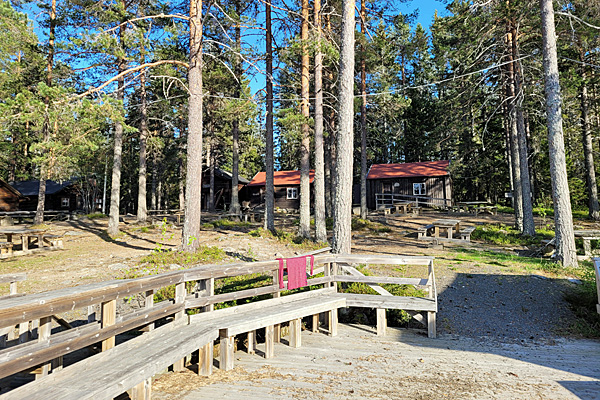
<box><xmin>287</xmin><ymin>187</ymin><xmax>298</xmax><ymax>199</ymax></box>
<box><xmin>413</xmin><ymin>183</ymin><xmax>426</xmax><ymax>196</ymax></box>
<box><xmin>61</xmin><ymin>197</ymin><xmax>70</xmax><ymax>208</ymax></box>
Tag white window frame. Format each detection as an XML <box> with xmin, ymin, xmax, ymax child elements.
<box><xmin>287</xmin><ymin>187</ymin><xmax>298</xmax><ymax>200</ymax></box>
<box><xmin>413</xmin><ymin>183</ymin><xmax>426</xmax><ymax>196</ymax></box>
<box><xmin>61</xmin><ymin>197</ymin><xmax>70</xmax><ymax>208</ymax></box>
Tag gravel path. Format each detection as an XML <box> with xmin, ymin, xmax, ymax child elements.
<box><xmin>435</xmin><ymin>270</ymin><xmax>576</xmax><ymax>343</ymax></box>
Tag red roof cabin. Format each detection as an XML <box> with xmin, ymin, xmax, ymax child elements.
<box><xmin>245</xmin><ymin>170</ymin><xmax>315</xmax><ymax>211</ymax></box>
<box><xmin>366</xmin><ymin>161</ymin><xmax>452</xmax><ymax>209</ymax></box>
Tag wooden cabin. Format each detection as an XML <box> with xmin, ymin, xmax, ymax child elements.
<box><xmin>201</xmin><ymin>168</ymin><xmax>249</xmax><ymax>211</ymax></box>
<box><xmin>245</xmin><ymin>170</ymin><xmax>315</xmax><ymax>210</ymax></box>
<box><xmin>366</xmin><ymin>160</ymin><xmax>452</xmax><ymax>209</ymax></box>
<box><xmin>0</xmin><ymin>179</ymin><xmax>23</xmax><ymax>211</ymax></box>
<box><xmin>11</xmin><ymin>180</ymin><xmax>79</xmax><ymax>212</ymax></box>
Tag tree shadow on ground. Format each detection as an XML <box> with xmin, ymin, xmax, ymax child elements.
<box><xmin>65</xmin><ymin>220</ymin><xmax>160</xmax><ymax>252</ymax></box>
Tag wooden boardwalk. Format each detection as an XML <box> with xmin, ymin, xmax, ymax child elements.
<box><xmin>153</xmin><ymin>324</ymin><xmax>600</xmax><ymax>400</ymax></box>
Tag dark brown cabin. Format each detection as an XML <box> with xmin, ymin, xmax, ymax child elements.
<box><xmin>11</xmin><ymin>180</ymin><xmax>79</xmax><ymax>212</ymax></box>
<box><xmin>201</xmin><ymin>168</ymin><xmax>249</xmax><ymax>211</ymax></box>
<box><xmin>0</xmin><ymin>179</ymin><xmax>23</xmax><ymax>211</ymax></box>
<box><xmin>245</xmin><ymin>170</ymin><xmax>315</xmax><ymax>210</ymax></box>
<box><xmin>367</xmin><ymin>160</ymin><xmax>452</xmax><ymax>209</ymax></box>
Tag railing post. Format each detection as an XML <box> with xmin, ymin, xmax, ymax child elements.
<box><xmin>173</xmin><ymin>282</ymin><xmax>187</xmax><ymax>372</ymax></box>
<box><xmin>36</xmin><ymin>316</ymin><xmax>52</xmax><ymax>379</ymax></box>
<box><xmin>101</xmin><ymin>300</ymin><xmax>116</xmax><ymax>352</ymax></box>
<box><xmin>272</xmin><ymin>270</ymin><xmax>281</xmax><ymax>342</ymax></box>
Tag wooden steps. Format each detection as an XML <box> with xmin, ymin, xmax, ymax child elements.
<box><xmin>0</xmin><ymin>322</ymin><xmax>218</xmax><ymax>400</ymax></box>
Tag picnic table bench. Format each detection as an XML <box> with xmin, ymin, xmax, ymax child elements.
<box><xmin>574</xmin><ymin>230</ymin><xmax>600</xmax><ymax>256</ymax></box>
<box><xmin>418</xmin><ymin>219</ymin><xmax>475</xmax><ymax>242</ymax></box>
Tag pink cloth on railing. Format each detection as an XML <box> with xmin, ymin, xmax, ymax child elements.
<box><xmin>277</xmin><ymin>255</ymin><xmax>314</xmax><ymax>290</ymax></box>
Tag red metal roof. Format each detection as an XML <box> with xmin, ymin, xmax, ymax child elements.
<box><xmin>367</xmin><ymin>161</ymin><xmax>450</xmax><ymax>180</ymax></box>
<box><xmin>248</xmin><ymin>170</ymin><xmax>315</xmax><ymax>186</ymax></box>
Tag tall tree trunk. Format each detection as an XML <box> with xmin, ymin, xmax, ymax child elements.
<box><xmin>511</xmin><ymin>23</ymin><xmax>535</xmax><ymax>235</ymax></box>
<box><xmin>580</xmin><ymin>48</ymin><xmax>600</xmax><ymax>220</ymax></box>
<box><xmin>35</xmin><ymin>0</ymin><xmax>56</xmax><ymax>225</ymax></box>
<box><xmin>359</xmin><ymin>0</ymin><xmax>368</xmax><ymax>220</ymax></box>
<box><xmin>540</xmin><ymin>0</ymin><xmax>578</xmax><ymax>267</ymax></box>
<box><xmin>230</xmin><ymin>1</ymin><xmax>241</xmax><ymax>216</ymax></box>
<box><xmin>178</xmin><ymin>156</ymin><xmax>185</xmax><ymax>211</ymax></box>
<box><xmin>207</xmin><ymin>136</ymin><xmax>215</xmax><ymax>211</ymax></box>
<box><xmin>182</xmin><ymin>0</ymin><xmax>203</xmax><ymax>251</ymax></box>
<box><xmin>136</xmin><ymin>71</ymin><xmax>148</xmax><ymax>223</ymax></box>
<box><xmin>505</xmin><ymin>27</ymin><xmax>524</xmax><ymax>231</ymax></box>
<box><xmin>333</xmin><ymin>0</ymin><xmax>355</xmax><ymax>254</ymax></box>
<box><xmin>151</xmin><ymin>155</ymin><xmax>157</xmax><ymax>210</ymax></box>
<box><xmin>264</xmin><ymin>0</ymin><xmax>275</xmax><ymax>232</ymax></box>
<box><xmin>299</xmin><ymin>0</ymin><xmax>311</xmax><ymax>239</ymax></box>
<box><xmin>108</xmin><ymin>4</ymin><xmax>126</xmax><ymax>236</ymax></box>
<box><xmin>313</xmin><ymin>0</ymin><xmax>326</xmax><ymax>243</ymax></box>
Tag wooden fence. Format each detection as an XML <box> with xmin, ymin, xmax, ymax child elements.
<box><xmin>0</xmin><ymin>252</ymin><xmax>437</xmax><ymax>399</ymax></box>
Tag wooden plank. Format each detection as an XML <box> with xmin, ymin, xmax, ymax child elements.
<box><xmin>189</xmin><ymin>287</ymin><xmax>336</xmax><ymax>323</ymax></box>
<box><xmin>1</xmin><ymin>322</ymin><xmax>218</xmax><ymax>400</ymax></box>
<box><xmin>0</xmin><ymin>273</ymin><xmax>27</xmax><ymax>284</ymax></box>
<box><xmin>333</xmin><ymin>255</ymin><xmax>433</xmax><ymax>265</ymax></box>
<box><xmin>334</xmin><ymin>275</ymin><xmax>428</xmax><ymax>286</ymax></box>
<box><xmin>428</xmin><ymin>311</ymin><xmax>436</xmax><ymax>338</ymax></box>
<box><xmin>329</xmin><ymin>309</ymin><xmax>338</xmax><ymax>337</ymax></box>
<box><xmin>312</xmin><ymin>314</ymin><xmax>319</xmax><ymax>333</ymax></box>
<box><xmin>247</xmin><ymin>330</ymin><xmax>256</xmax><ymax>354</ymax></box>
<box><xmin>218</xmin><ymin>296</ymin><xmax>346</xmax><ymax>337</ymax></box>
<box><xmin>0</xmin><ymin>301</ymin><xmax>183</xmax><ymax>380</ymax></box>
<box><xmin>289</xmin><ymin>318</ymin><xmax>301</xmax><ymax>348</ymax></box>
<box><xmin>341</xmin><ymin>293</ymin><xmax>437</xmax><ymax>311</ymax></box>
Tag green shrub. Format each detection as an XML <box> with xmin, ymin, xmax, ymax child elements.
<box><xmin>563</xmin><ymin>261</ymin><xmax>600</xmax><ymax>338</ymax></box>
<box><xmin>471</xmin><ymin>224</ymin><xmax>554</xmax><ymax>246</ymax></box>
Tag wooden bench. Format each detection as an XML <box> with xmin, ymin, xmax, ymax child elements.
<box><xmin>474</xmin><ymin>205</ymin><xmax>497</xmax><ymax>216</ymax></box>
<box><xmin>0</xmin><ymin>321</ymin><xmax>219</xmax><ymax>400</ymax></box>
<box><xmin>412</xmin><ymin>206</ymin><xmax>422</xmax><ymax>216</ymax></box>
<box><xmin>190</xmin><ymin>287</ymin><xmax>345</xmax><ymax>371</ymax></box>
<box><xmin>0</xmin><ymin>242</ymin><xmax>13</xmax><ymax>256</ymax></box>
<box><xmin>42</xmin><ymin>234</ymin><xmax>63</xmax><ymax>249</ymax></box>
<box><xmin>459</xmin><ymin>226</ymin><xmax>476</xmax><ymax>241</ymax></box>
<box><xmin>417</xmin><ymin>224</ymin><xmax>434</xmax><ymax>239</ymax></box>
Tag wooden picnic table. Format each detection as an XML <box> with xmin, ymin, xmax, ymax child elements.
<box><xmin>454</xmin><ymin>202</ymin><xmax>497</xmax><ymax>215</ymax></box>
<box><xmin>0</xmin><ymin>227</ymin><xmax>46</xmax><ymax>252</ymax></box>
<box><xmin>392</xmin><ymin>201</ymin><xmax>415</xmax><ymax>215</ymax></box>
<box><xmin>431</xmin><ymin>219</ymin><xmax>461</xmax><ymax>239</ymax></box>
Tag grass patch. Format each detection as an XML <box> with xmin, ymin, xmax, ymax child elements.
<box><xmin>472</xmin><ymin>224</ymin><xmax>554</xmax><ymax>246</ymax></box>
<box><xmin>443</xmin><ymin>248</ymin><xmax>563</xmax><ymax>274</ymax></box>
<box><xmin>203</xmin><ymin>219</ymin><xmax>252</xmax><ymax>229</ymax></box>
<box><xmin>86</xmin><ymin>212</ymin><xmax>106</xmax><ymax>219</ymax></box>
<box><xmin>141</xmin><ymin>245</ymin><xmax>228</xmax><ymax>268</ymax></box>
<box><xmin>563</xmin><ymin>261</ymin><xmax>600</xmax><ymax>338</ymax></box>
<box><xmin>496</xmin><ymin>206</ymin><xmax>588</xmax><ymax>220</ymax></box>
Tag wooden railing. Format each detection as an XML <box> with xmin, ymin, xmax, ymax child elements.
<box><xmin>375</xmin><ymin>193</ymin><xmax>452</xmax><ymax>209</ymax></box>
<box><xmin>0</xmin><ymin>251</ymin><xmax>436</xmax><ymax>390</ymax></box>
<box><xmin>594</xmin><ymin>258</ymin><xmax>600</xmax><ymax>314</ymax></box>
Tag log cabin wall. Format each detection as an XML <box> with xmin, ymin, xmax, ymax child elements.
<box><xmin>0</xmin><ymin>186</ymin><xmax>20</xmax><ymax>211</ymax></box>
<box><xmin>367</xmin><ymin>176</ymin><xmax>452</xmax><ymax>209</ymax></box>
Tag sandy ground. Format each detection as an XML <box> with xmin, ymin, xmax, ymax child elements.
<box><xmin>1</xmin><ymin>211</ymin><xmax>599</xmax><ymax>399</ymax></box>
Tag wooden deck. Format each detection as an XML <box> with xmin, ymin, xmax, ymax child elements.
<box><xmin>153</xmin><ymin>324</ymin><xmax>600</xmax><ymax>400</ymax></box>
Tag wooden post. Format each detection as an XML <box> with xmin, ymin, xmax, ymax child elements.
<box><xmin>272</xmin><ymin>270</ymin><xmax>281</xmax><ymax>342</ymax></box>
<box><xmin>376</xmin><ymin>308</ymin><xmax>387</xmax><ymax>336</ymax></box>
<box><xmin>329</xmin><ymin>308</ymin><xmax>338</xmax><ymax>337</ymax></box>
<box><xmin>247</xmin><ymin>330</ymin><xmax>256</xmax><ymax>354</ymax></box>
<box><xmin>198</xmin><ymin>342</ymin><xmax>213</xmax><ymax>376</ymax></box>
<box><xmin>289</xmin><ymin>318</ymin><xmax>301</xmax><ymax>348</ymax></box>
<box><xmin>220</xmin><ymin>335</ymin><xmax>234</xmax><ymax>371</ymax></box>
<box><xmin>131</xmin><ymin>378</ymin><xmax>151</xmax><ymax>400</ymax></box>
<box><xmin>428</xmin><ymin>311</ymin><xmax>436</xmax><ymax>338</ymax></box>
<box><xmin>583</xmin><ymin>238</ymin><xmax>592</xmax><ymax>256</ymax></box>
<box><xmin>36</xmin><ymin>316</ymin><xmax>52</xmax><ymax>379</ymax></box>
<box><xmin>18</xmin><ymin>322</ymin><xmax>28</xmax><ymax>344</ymax></box>
<box><xmin>312</xmin><ymin>314</ymin><xmax>319</xmax><ymax>333</ymax></box>
<box><xmin>101</xmin><ymin>300</ymin><xmax>116</xmax><ymax>351</ymax></box>
<box><xmin>146</xmin><ymin>290</ymin><xmax>154</xmax><ymax>331</ymax></box>
<box><xmin>265</xmin><ymin>325</ymin><xmax>274</xmax><ymax>359</ymax></box>
<box><xmin>173</xmin><ymin>282</ymin><xmax>186</xmax><ymax>371</ymax></box>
